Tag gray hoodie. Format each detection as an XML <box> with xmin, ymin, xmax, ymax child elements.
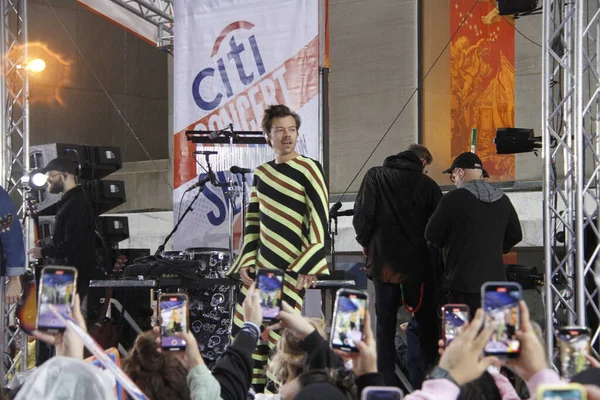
<box><xmin>461</xmin><ymin>179</ymin><xmax>504</xmax><ymax>203</ymax></box>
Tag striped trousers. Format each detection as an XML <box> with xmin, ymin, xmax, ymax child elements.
<box><xmin>231</xmin><ymin>270</ymin><xmax>305</xmax><ymax>394</ymax></box>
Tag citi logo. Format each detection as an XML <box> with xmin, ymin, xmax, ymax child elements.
<box><xmin>192</xmin><ymin>21</ymin><xmax>266</xmax><ymax>111</ymax></box>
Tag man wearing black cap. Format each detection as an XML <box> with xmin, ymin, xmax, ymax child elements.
<box><xmin>27</xmin><ymin>158</ymin><xmax>97</xmax><ymax>307</ymax></box>
<box><xmin>425</xmin><ymin>152</ymin><xmax>522</xmax><ymax>314</ymax></box>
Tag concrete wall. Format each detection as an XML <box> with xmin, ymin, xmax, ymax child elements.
<box><xmin>328</xmin><ymin>2</ymin><xmax>545</xmax><ymax>195</ymax></box>
<box><xmin>27</xmin><ymin>0</ymin><xmax>169</xmax><ymax>164</ymax></box>
<box><xmin>514</xmin><ymin>14</ymin><xmax>543</xmax><ymax>181</ymax></box>
<box><xmin>328</xmin><ymin>0</ymin><xmax>418</xmax><ymax>194</ymax></box>
<box><xmin>106</xmin><ymin>159</ymin><xmax>172</xmax><ymax>213</ymax></box>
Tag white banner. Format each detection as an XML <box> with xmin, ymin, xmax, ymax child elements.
<box><xmin>172</xmin><ymin>0</ymin><xmax>321</xmax><ymax>251</ymax></box>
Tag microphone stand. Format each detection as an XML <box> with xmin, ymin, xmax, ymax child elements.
<box><xmin>240</xmin><ymin>172</ymin><xmax>247</xmax><ymax>235</ymax></box>
<box><xmin>155</xmin><ymin>185</ymin><xmax>205</xmax><ymax>256</ymax></box>
<box><xmin>328</xmin><ymin>201</ymin><xmax>342</xmax><ymax>271</ymax></box>
<box><xmin>328</xmin><ymin>212</ymin><xmax>339</xmax><ymax>272</ymax></box>
<box><xmin>155</xmin><ymin>151</ymin><xmax>217</xmax><ymax>256</ymax></box>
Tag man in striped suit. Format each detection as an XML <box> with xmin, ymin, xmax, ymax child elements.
<box><xmin>227</xmin><ymin>104</ymin><xmax>330</xmax><ymax>393</ymax></box>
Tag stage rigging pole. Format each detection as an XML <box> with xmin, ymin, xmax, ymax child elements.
<box><xmin>0</xmin><ymin>0</ymin><xmax>30</xmax><ymax>384</ymax></box>
<box><xmin>542</xmin><ymin>0</ymin><xmax>600</xmax><ymax>362</ymax></box>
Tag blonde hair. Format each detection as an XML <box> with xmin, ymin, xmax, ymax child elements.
<box><xmin>269</xmin><ymin>318</ymin><xmax>327</xmax><ymax>387</ymax></box>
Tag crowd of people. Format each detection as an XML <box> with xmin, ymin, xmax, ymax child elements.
<box><xmin>1</xmin><ymin>103</ymin><xmax>599</xmax><ymax>399</ymax></box>
<box><xmin>3</xmin><ymin>282</ymin><xmax>600</xmax><ymax>400</ymax></box>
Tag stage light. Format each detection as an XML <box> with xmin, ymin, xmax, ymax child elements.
<box><xmin>27</xmin><ymin>58</ymin><xmax>47</xmax><ymax>74</ymax></box>
<box><xmin>497</xmin><ymin>0</ymin><xmax>538</xmax><ymax>16</ymax></box>
<box><xmin>494</xmin><ymin>128</ymin><xmax>542</xmax><ymax>154</ymax></box>
<box><xmin>28</xmin><ymin>170</ymin><xmax>48</xmax><ymax>191</ymax></box>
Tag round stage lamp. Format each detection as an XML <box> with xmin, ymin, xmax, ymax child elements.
<box><xmin>28</xmin><ymin>171</ymin><xmax>48</xmax><ymax>190</ymax></box>
<box><xmin>27</xmin><ymin>58</ymin><xmax>47</xmax><ymax>74</ymax></box>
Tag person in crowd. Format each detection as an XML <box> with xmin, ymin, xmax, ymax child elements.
<box><xmin>227</xmin><ymin>104</ymin><xmax>329</xmax><ymax>391</ymax></box>
<box><xmin>571</xmin><ymin>356</ymin><xmax>600</xmax><ymax>399</ymax></box>
<box><xmin>353</xmin><ymin>144</ymin><xmax>442</xmax><ymax>387</ymax></box>
<box><xmin>126</xmin><ymin>282</ymin><xmax>264</xmax><ymax>400</ymax></box>
<box><xmin>122</xmin><ymin>329</ymin><xmax>196</xmax><ymax>400</ymax></box>
<box><xmin>15</xmin><ymin>356</ymin><xmax>117</xmax><ymax>400</ymax></box>
<box><xmin>425</xmin><ymin>152</ymin><xmax>522</xmax><ymax>313</ymax></box>
<box><xmin>268</xmin><ymin>301</ymin><xmax>345</xmax><ymax>396</ymax></box>
<box><xmin>269</xmin><ymin>317</ymin><xmax>327</xmax><ymax>389</ymax></box>
<box><xmin>0</xmin><ymin>185</ymin><xmax>25</xmax><ymax>304</ymax></box>
<box><xmin>20</xmin><ymin>293</ymin><xmax>116</xmax><ymax>400</ymax></box>
<box><xmin>284</xmin><ymin>370</ymin><xmax>356</xmax><ymax>400</ymax></box>
<box><xmin>403</xmin><ymin>301</ymin><xmax>561</xmax><ymax>400</ymax></box>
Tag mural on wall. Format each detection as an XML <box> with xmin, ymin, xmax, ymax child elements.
<box><xmin>423</xmin><ymin>0</ymin><xmax>515</xmax><ymax>182</ymax></box>
<box><xmin>450</xmin><ymin>0</ymin><xmax>515</xmax><ymax>181</ymax></box>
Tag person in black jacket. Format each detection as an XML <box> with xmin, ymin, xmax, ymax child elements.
<box><xmin>353</xmin><ymin>145</ymin><xmax>442</xmax><ymax>387</ymax></box>
<box><xmin>28</xmin><ymin>158</ymin><xmax>97</xmax><ymax>305</ymax></box>
<box><xmin>425</xmin><ymin>152</ymin><xmax>522</xmax><ymax>315</ymax></box>
<box><xmin>270</xmin><ymin>301</ymin><xmax>382</xmax><ymax>400</ymax></box>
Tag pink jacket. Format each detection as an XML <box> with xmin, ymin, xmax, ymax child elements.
<box><xmin>403</xmin><ymin>369</ymin><xmax>562</xmax><ymax>400</ymax></box>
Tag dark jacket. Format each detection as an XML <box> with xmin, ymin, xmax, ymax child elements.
<box><xmin>425</xmin><ymin>180</ymin><xmax>523</xmax><ymax>293</ymax></box>
<box><xmin>0</xmin><ymin>186</ymin><xmax>25</xmax><ymax>277</ymax></box>
<box><xmin>41</xmin><ymin>186</ymin><xmax>97</xmax><ymax>297</ymax></box>
<box><xmin>212</xmin><ymin>328</ymin><xmax>257</xmax><ymax>400</ymax></box>
<box><xmin>353</xmin><ymin>151</ymin><xmax>442</xmax><ymax>283</ymax></box>
<box><xmin>299</xmin><ymin>330</ymin><xmax>385</xmax><ymax>399</ymax></box>
<box><xmin>299</xmin><ymin>329</ymin><xmax>345</xmax><ymax>371</ymax></box>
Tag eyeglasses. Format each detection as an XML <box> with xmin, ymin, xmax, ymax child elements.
<box><xmin>46</xmin><ymin>172</ymin><xmax>62</xmax><ymax>180</ymax></box>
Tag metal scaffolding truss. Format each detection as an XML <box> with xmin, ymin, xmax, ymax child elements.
<box><xmin>0</xmin><ymin>0</ymin><xmax>29</xmax><ymax>385</ymax></box>
<box><xmin>109</xmin><ymin>0</ymin><xmax>173</xmax><ymax>49</ymax></box>
<box><xmin>543</xmin><ymin>0</ymin><xmax>600</xmax><ymax>360</ymax></box>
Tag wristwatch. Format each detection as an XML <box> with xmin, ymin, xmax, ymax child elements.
<box><xmin>426</xmin><ymin>366</ymin><xmax>458</xmax><ymax>386</ymax></box>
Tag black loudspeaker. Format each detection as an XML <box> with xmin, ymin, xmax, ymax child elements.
<box><xmin>33</xmin><ymin>179</ymin><xmax>126</xmax><ymax>216</ymax></box>
<box><xmin>98</xmin><ymin>216</ymin><xmax>129</xmax><ymax>244</ymax></box>
<box><xmin>85</xmin><ymin>180</ymin><xmax>126</xmax><ymax>215</ymax></box>
<box><xmin>30</xmin><ymin>143</ymin><xmax>86</xmax><ymax>172</ymax></box>
<box><xmin>30</xmin><ymin>143</ymin><xmax>122</xmax><ymax>180</ymax></box>
<box><xmin>30</xmin><ymin>143</ymin><xmax>125</xmax><ymax>215</ymax></box>
<box><xmin>497</xmin><ymin>0</ymin><xmax>537</xmax><ymax>15</ymax></box>
<box><xmin>83</xmin><ymin>146</ymin><xmax>122</xmax><ymax>180</ymax></box>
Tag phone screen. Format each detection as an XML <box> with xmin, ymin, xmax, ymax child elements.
<box><xmin>257</xmin><ymin>270</ymin><xmax>283</xmax><ymax>320</ymax></box>
<box><xmin>37</xmin><ymin>268</ymin><xmax>76</xmax><ymax>331</ymax></box>
<box><xmin>443</xmin><ymin>305</ymin><xmax>469</xmax><ymax>346</ymax></box>
<box><xmin>557</xmin><ymin>328</ymin><xmax>591</xmax><ymax>379</ymax></box>
<box><xmin>540</xmin><ymin>389</ymin><xmax>583</xmax><ymax>400</ymax></box>
<box><xmin>160</xmin><ymin>295</ymin><xmax>188</xmax><ymax>351</ymax></box>
<box><xmin>331</xmin><ymin>291</ymin><xmax>367</xmax><ymax>352</ymax></box>
<box><xmin>483</xmin><ymin>283</ymin><xmax>521</xmax><ymax>357</ymax></box>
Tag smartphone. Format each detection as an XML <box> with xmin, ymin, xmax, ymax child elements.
<box><xmin>361</xmin><ymin>386</ymin><xmax>404</xmax><ymax>400</ymax></box>
<box><xmin>556</xmin><ymin>326</ymin><xmax>591</xmax><ymax>380</ymax></box>
<box><xmin>481</xmin><ymin>282</ymin><xmax>522</xmax><ymax>358</ymax></box>
<box><xmin>537</xmin><ymin>383</ymin><xmax>586</xmax><ymax>400</ymax></box>
<box><xmin>36</xmin><ymin>266</ymin><xmax>78</xmax><ymax>332</ymax></box>
<box><xmin>256</xmin><ymin>269</ymin><xmax>284</xmax><ymax>320</ymax></box>
<box><xmin>159</xmin><ymin>293</ymin><xmax>189</xmax><ymax>351</ymax></box>
<box><xmin>441</xmin><ymin>304</ymin><xmax>470</xmax><ymax>347</ymax></box>
<box><xmin>330</xmin><ymin>289</ymin><xmax>368</xmax><ymax>352</ymax></box>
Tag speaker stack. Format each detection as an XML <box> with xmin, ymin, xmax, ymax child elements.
<box><xmin>30</xmin><ymin>143</ymin><xmax>125</xmax><ymax>216</ymax></box>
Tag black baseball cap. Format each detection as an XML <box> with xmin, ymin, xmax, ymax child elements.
<box><xmin>40</xmin><ymin>158</ymin><xmax>78</xmax><ymax>175</ymax></box>
<box><xmin>442</xmin><ymin>152</ymin><xmax>489</xmax><ymax>178</ymax></box>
